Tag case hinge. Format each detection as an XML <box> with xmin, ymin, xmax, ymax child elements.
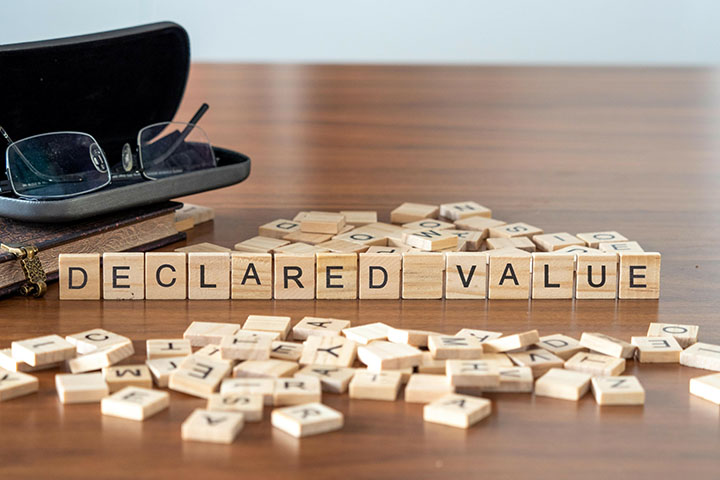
<box><xmin>0</xmin><ymin>243</ymin><xmax>47</xmax><ymax>297</ymax></box>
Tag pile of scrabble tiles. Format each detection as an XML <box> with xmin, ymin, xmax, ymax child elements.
<box><xmin>1</xmin><ymin>317</ymin><xmax>718</xmax><ymax>444</ymax></box>
<box><xmin>59</xmin><ymin>201</ymin><xmax>660</xmax><ymax>300</ymax></box>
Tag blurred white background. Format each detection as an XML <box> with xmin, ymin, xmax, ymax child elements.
<box><xmin>1</xmin><ymin>0</ymin><xmax>718</xmax><ymax>65</ymax></box>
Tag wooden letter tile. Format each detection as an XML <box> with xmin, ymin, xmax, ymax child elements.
<box><xmin>456</xmin><ymin>329</ymin><xmax>503</xmax><ymax>343</ymax></box>
<box><xmin>333</xmin><ymin>229</ymin><xmax>388</xmax><ymax>247</ymax></box>
<box><xmin>423</xmin><ymin>393</ymin><xmax>491</xmax><ymax>428</ymax></box>
<box><xmin>273</xmin><ymin>254</ymin><xmax>315</xmax><ymax>300</ymax></box>
<box><xmin>680</xmin><ymin>342</ymin><xmax>720</xmax><ymax>371</ymax></box>
<box><xmin>535</xmin><ymin>368</ymin><xmax>592</xmax><ymax>401</ymax></box>
<box><xmin>339</xmin><ymin>211</ymin><xmax>378</xmax><ymax>226</ymax></box>
<box><xmin>575</xmin><ymin>253</ymin><xmax>618</xmax><ymax>299</ymax></box>
<box><xmin>576</xmin><ymin>231</ymin><xmax>628</xmax><ymax>248</ymax></box>
<box><xmin>102</xmin><ymin>364</ymin><xmax>152</xmax><ymax>393</ymax></box>
<box><xmin>315</xmin><ymin>239</ymin><xmax>368</xmax><ymax>254</ymax></box>
<box><xmin>428</xmin><ymin>335</ymin><xmax>484</xmax><ymax>360</ymax></box>
<box><xmin>390</xmin><ymin>202</ymin><xmax>439</xmax><ymax>224</ymax></box>
<box><xmin>55</xmin><ymin>372</ymin><xmax>109</xmax><ymax>404</ymax></box>
<box><xmin>258</xmin><ymin>219</ymin><xmax>300</xmax><ymax>239</ymax></box>
<box><xmin>146</xmin><ymin>356</ymin><xmax>187</xmax><ymax>388</ymax></box>
<box><xmin>359</xmin><ymin>253</ymin><xmax>401</xmax><ymax>299</ymax></box>
<box><xmin>0</xmin><ymin>349</ymin><xmax>56</xmax><ymax>373</ymax></box>
<box><xmin>146</xmin><ymin>339</ymin><xmax>191</xmax><ymax>359</ymax></box>
<box><xmin>531</xmin><ymin>252</ymin><xmax>574</xmax><ymax>299</ymax></box>
<box><xmin>271</xmin><ymin>341</ymin><xmax>303</xmax><ymax>361</ymax></box>
<box><xmin>175</xmin><ymin>242</ymin><xmax>230</xmax><ymax>253</ymax></box>
<box><xmin>445</xmin><ymin>252</ymin><xmax>487</xmax><ymax>299</ymax></box>
<box><xmin>631</xmin><ymin>336</ymin><xmax>682</xmax><ymax>363</ymax></box>
<box><xmin>233</xmin><ymin>360</ymin><xmax>299</xmax><ymax>379</ymax></box>
<box><xmin>145</xmin><ymin>252</ymin><xmax>186</xmax><ymax>300</ymax></box>
<box><xmin>234</xmin><ymin>236</ymin><xmax>289</xmax><ymax>253</ymax></box>
<box><xmin>482</xmin><ymin>366</ymin><xmax>534</xmax><ymax>392</ymax></box>
<box><xmin>193</xmin><ymin>346</ymin><xmax>235</xmax><ymax>367</ymax></box>
<box><xmin>221</xmin><ymin>378</ymin><xmax>275</xmax><ymax>405</ymax></box>
<box><xmin>599</xmin><ymin>241</ymin><xmax>644</xmax><ymax>253</ymax></box>
<box><xmin>59</xmin><ymin>253</ymin><xmax>101</xmax><ymax>300</ymax></box>
<box><xmin>488</xmin><ymin>222</ymin><xmax>543</xmax><ymax>239</ymax></box>
<box><xmin>532</xmin><ymin>232</ymin><xmax>584</xmax><ymax>252</ymax></box>
<box><xmin>271</xmin><ymin>402</ymin><xmax>343</xmax><ymax>437</ymax></box>
<box><xmin>220</xmin><ymin>332</ymin><xmax>273</xmax><ymax>361</ymax></box>
<box><xmin>349</xmin><ymin>370</ymin><xmax>402</xmax><ymax>401</ymax></box>
<box><xmin>300</xmin><ymin>212</ymin><xmax>346</xmax><ymax>234</ymax></box>
<box><xmin>507</xmin><ymin>348</ymin><xmax>565</xmax><ymax>378</ymax></box>
<box><xmin>183</xmin><ymin>321</ymin><xmax>240</xmax><ymax>347</ymax></box>
<box><xmin>283</xmin><ymin>231</ymin><xmax>333</xmax><ymax>245</ymax></box>
<box><xmin>555</xmin><ymin>245</ymin><xmax>602</xmax><ymax>255</ymax></box>
<box><xmin>439</xmin><ymin>201</ymin><xmax>491</xmax><ymax>221</ymax></box>
<box><xmin>342</xmin><ymin>322</ymin><xmax>390</xmax><ymax>344</ymax></box>
<box><xmin>564</xmin><ymin>352</ymin><xmax>626</xmax><ymax>376</ymax></box>
<box><xmin>68</xmin><ymin>342</ymin><xmax>134</xmax><ymax>374</ymax></box>
<box><xmin>101</xmin><ymin>386</ymin><xmax>169</xmax><ymax>421</ymax></box>
<box><xmin>535</xmin><ymin>334</ymin><xmax>584</xmax><ymax>360</ymax></box>
<box><xmin>273</xmin><ymin>377</ymin><xmax>322</xmax><ymax>406</ymax></box>
<box><xmin>417</xmin><ymin>352</ymin><xmax>446</xmax><ymax>374</ymax></box>
<box><xmin>243</xmin><ymin>315</ymin><xmax>291</xmax><ymax>340</ymax></box>
<box><xmin>444</xmin><ymin>230</ymin><xmax>484</xmax><ymax>251</ymax></box>
<box><xmin>387</xmin><ymin>327</ymin><xmax>442</xmax><ymax>348</ymax></box>
<box><xmin>315</xmin><ymin>253</ymin><xmax>358</xmax><ymax>299</ymax></box>
<box><xmin>0</xmin><ymin>368</ymin><xmax>38</xmax><ymax>401</ymax></box>
<box><xmin>182</xmin><ymin>408</ymin><xmax>244</xmax><ymax>444</ymax></box>
<box><xmin>446</xmin><ymin>360</ymin><xmax>500</xmax><ymax>388</ymax></box>
<box><xmin>293</xmin><ymin>317</ymin><xmax>351</xmax><ymax>340</ymax></box>
<box><xmin>300</xmin><ymin>335</ymin><xmax>357</xmax><ymax>367</ymax></box>
<box><xmin>591</xmin><ymin>376</ymin><xmax>645</xmax><ymax>405</ymax></box>
<box><xmin>481</xmin><ymin>354</ymin><xmax>516</xmax><ymax>367</ymax></box>
<box><xmin>402</xmin><ymin>219</ymin><xmax>455</xmax><ymax>231</ymax></box>
<box><xmin>357</xmin><ymin>341</ymin><xmax>422</xmax><ymax>371</ymax></box>
<box><xmin>453</xmin><ymin>217</ymin><xmax>506</xmax><ymax>239</ymax></box>
<box><xmin>402</xmin><ymin>252</ymin><xmax>444</xmax><ymax>299</ymax></box>
<box><xmin>12</xmin><ymin>334</ymin><xmax>75</xmax><ymax>366</ymax></box>
<box><xmin>689</xmin><ymin>373</ymin><xmax>720</xmax><ymax>405</ymax></box>
<box><xmin>647</xmin><ymin>322</ymin><xmax>698</xmax><ymax>348</ymax></box>
<box><xmin>207</xmin><ymin>392</ymin><xmax>263</xmax><ymax>421</ymax></box>
<box><xmin>174</xmin><ymin>203</ymin><xmax>214</xmax><ymax>229</ymax></box>
<box><xmin>169</xmin><ymin>356</ymin><xmax>232</xmax><ymax>398</ymax></box>
<box><xmin>274</xmin><ymin>242</ymin><xmax>329</xmax><ymax>254</ymax></box>
<box><xmin>483</xmin><ymin>330</ymin><xmax>540</xmax><ymax>353</ymax></box>
<box><xmin>486</xmin><ymin>237</ymin><xmax>536</xmax><ymax>252</ymax></box>
<box><xmin>66</xmin><ymin>328</ymin><xmax>131</xmax><ymax>354</ymax></box>
<box><xmin>487</xmin><ymin>249</ymin><xmax>531</xmax><ymax>299</ymax></box>
<box><xmin>294</xmin><ymin>365</ymin><xmax>356</xmax><ymax>393</ymax></box>
<box><xmin>618</xmin><ymin>252</ymin><xmax>661</xmax><ymax>299</ymax></box>
<box><xmin>404</xmin><ymin>374</ymin><xmax>455</xmax><ymax>403</ymax></box>
<box><xmin>580</xmin><ymin>332</ymin><xmax>636</xmax><ymax>359</ymax></box>
<box><xmin>103</xmin><ymin>252</ymin><xmax>144</xmax><ymax>300</ymax></box>
<box><xmin>403</xmin><ymin>229</ymin><xmax>458</xmax><ymax>251</ymax></box>
<box><xmin>231</xmin><ymin>253</ymin><xmax>273</xmax><ymax>299</ymax></box>
<box><xmin>187</xmin><ymin>252</ymin><xmax>230</xmax><ymax>300</ymax></box>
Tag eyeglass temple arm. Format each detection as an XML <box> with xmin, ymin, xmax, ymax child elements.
<box><xmin>1</xmin><ymin>126</ymin><xmax>85</xmax><ymax>183</ymax></box>
<box><xmin>142</xmin><ymin>103</ymin><xmax>210</xmax><ymax>168</ymax></box>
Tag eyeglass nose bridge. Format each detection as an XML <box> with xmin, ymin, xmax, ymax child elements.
<box><xmin>89</xmin><ymin>143</ymin><xmax>107</xmax><ymax>173</ymax></box>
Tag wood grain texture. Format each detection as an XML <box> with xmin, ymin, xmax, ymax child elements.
<box><xmin>1</xmin><ymin>64</ymin><xmax>720</xmax><ymax>479</ymax></box>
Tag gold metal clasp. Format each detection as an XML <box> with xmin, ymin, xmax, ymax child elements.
<box><xmin>0</xmin><ymin>243</ymin><xmax>47</xmax><ymax>297</ymax></box>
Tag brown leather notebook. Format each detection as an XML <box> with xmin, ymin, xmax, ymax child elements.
<box><xmin>0</xmin><ymin>202</ymin><xmax>186</xmax><ymax>296</ymax></box>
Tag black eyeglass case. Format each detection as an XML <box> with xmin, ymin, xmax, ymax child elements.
<box><xmin>0</xmin><ymin>22</ymin><xmax>250</xmax><ymax>223</ymax></box>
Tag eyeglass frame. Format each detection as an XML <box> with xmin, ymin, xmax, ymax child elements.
<box><xmin>0</xmin><ymin>103</ymin><xmax>212</xmax><ymax>200</ymax></box>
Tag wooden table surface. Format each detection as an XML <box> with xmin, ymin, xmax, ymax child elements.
<box><xmin>1</xmin><ymin>64</ymin><xmax>719</xmax><ymax>479</ymax></box>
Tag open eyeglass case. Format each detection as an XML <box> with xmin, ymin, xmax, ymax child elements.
<box><xmin>0</xmin><ymin>22</ymin><xmax>251</xmax><ymax>223</ymax></box>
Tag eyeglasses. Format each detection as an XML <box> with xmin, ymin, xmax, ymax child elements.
<box><xmin>0</xmin><ymin>103</ymin><xmax>216</xmax><ymax>200</ymax></box>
